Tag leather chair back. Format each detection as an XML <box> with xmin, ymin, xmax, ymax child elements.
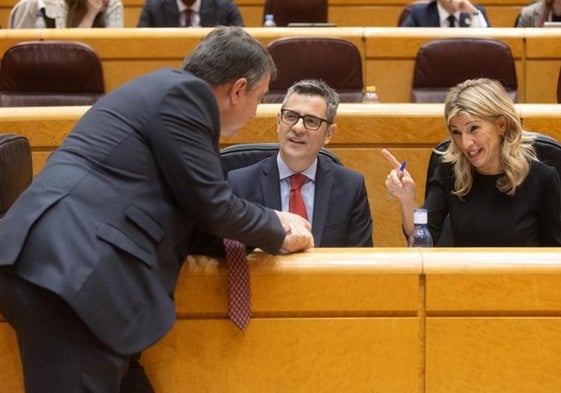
<box><xmin>0</xmin><ymin>133</ymin><xmax>32</xmax><ymax>218</ymax></box>
<box><xmin>265</xmin><ymin>37</ymin><xmax>364</xmax><ymax>103</ymax></box>
<box><xmin>425</xmin><ymin>132</ymin><xmax>561</xmax><ymax>246</ymax></box>
<box><xmin>220</xmin><ymin>143</ymin><xmax>342</xmax><ymax>176</ymax></box>
<box><xmin>0</xmin><ymin>40</ymin><xmax>105</xmax><ymax>107</ymax></box>
<box><xmin>412</xmin><ymin>38</ymin><xmax>518</xmax><ymax>103</ymax></box>
<box><xmin>263</xmin><ymin>0</ymin><xmax>328</xmax><ymax>27</ymax></box>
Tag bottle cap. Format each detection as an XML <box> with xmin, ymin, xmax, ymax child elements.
<box><xmin>413</xmin><ymin>209</ymin><xmax>428</xmax><ymax>224</ymax></box>
<box><xmin>265</xmin><ymin>14</ymin><xmax>274</xmax><ymax>20</ymax></box>
<box><xmin>365</xmin><ymin>85</ymin><xmax>376</xmax><ymax>93</ymax></box>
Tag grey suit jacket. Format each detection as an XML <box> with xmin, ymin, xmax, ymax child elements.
<box><xmin>227</xmin><ymin>154</ymin><xmax>373</xmax><ymax>247</ymax></box>
<box><xmin>137</xmin><ymin>0</ymin><xmax>243</xmax><ymax>27</ymax></box>
<box><xmin>0</xmin><ymin>68</ymin><xmax>284</xmax><ymax>355</ymax></box>
<box><xmin>516</xmin><ymin>1</ymin><xmax>546</xmax><ymax>27</ymax></box>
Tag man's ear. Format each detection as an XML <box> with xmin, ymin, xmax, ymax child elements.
<box><xmin>229</xmin><ymin>78</ymin><xmax>248</xmax><ymax>104</ymax></box>
<box><xmin>324</xmin><ymin>124</ymin><xmax>337</xmax><ymax>145</ymax></box>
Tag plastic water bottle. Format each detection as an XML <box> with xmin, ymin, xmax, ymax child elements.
<box><xmin>362</xmin><ymin>85</ymin><xmax>380</xmax><ymax>103</ymax></box>
<box><xmin>408</xmin><ymin>209</ymin><xmax>433</xmax><ymax>247</ymax></box>
<box><xmin>263</xmin><ymin>14</ymin><xmax>277</xmax><ymax>27</ymax></box>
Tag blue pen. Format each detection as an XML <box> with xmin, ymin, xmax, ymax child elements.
<box><xmin>388</xmin><ymin>160</ymin><xmax>407</xmax><ymax>200</ymax></box>
<box><xmin>398</xmin><ymin>160</ymin><xmax>407</xmax><ymax>179</ymax></box>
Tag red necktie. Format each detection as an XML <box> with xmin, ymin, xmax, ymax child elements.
<box><xmin>289</xmin><ymin>173</ymin><xmax>308</xmax><ymax>220</ymax></box>
<box><xmin>184</xmin><ymin>8</ymin><xmax>193</xmax><ymax>27</ymax></box>
<box><xmin>223</xmin><ymin>238</ymin><xmax>251</xmax><ymax>331</ymax></box>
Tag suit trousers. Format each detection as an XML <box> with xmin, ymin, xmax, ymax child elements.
<box><xmin>0</xmin><ymin>266</ymin><xmax>133</xmax><ymax>393</ymax></box>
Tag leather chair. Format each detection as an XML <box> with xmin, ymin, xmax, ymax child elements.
<box><xmin>263</xmin><ymin>0</ymin><xmax>328</xmax><ymax>27</ymax></box>
<box><xmin>425</xmin><ymin>132</ymin><xmax>561</xmax><ymax>246</ymax></box>
<box><xmin>264</xmin><ymin>37</ymin><xmax>364</xmax><ymax>103</ymax></box>
<box><xmin>412</xmin><ymin>38</ymin><xmax>518</xmax><ymax>103</ymax></box>
<box><xmin>0</xmin><ymin>133</ymin><xmax>32</xmax><ymax>218</ymax></box>
<box><xmin>220</xmin><ymin>143</ymin><xmax>342</xmax><ymax>176</ymax></box>
<box><xmin>397</xmin><ymin>0</ymin><xmax>431</xmax><ymax>26</ymax></box>
<box><xmin>0</xmin><ymin>40</ymin><xmax>105</xmax><ymax>107</ymax></box>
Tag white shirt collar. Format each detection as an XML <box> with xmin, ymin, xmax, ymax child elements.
<box><xmin>177</xmin><ymin>0</ymin><xmax>200</xmax><ymax>13</ymax></box>
<box><xmin>437</xmin><ymin>1</ymin><xmax>460</xmax><ymax>26</ymax></box>
<box><xmin>277</xmin><ymin>154</ymin><xmax>317</xmax><ymax>182</ymax></box>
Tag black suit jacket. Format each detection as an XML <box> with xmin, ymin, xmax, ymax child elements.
<box><xmin>0</xmin><ymin>68</ymin><xmax>284</xmax><ymax>355</ymax></box>
<box><xmin>227</xmin><ymin>154</ymin><xmax>373</xmax><ymax>247</ymax></box>
<box><xmin>137</xmin><ymin>0</ymin><xmax>243</xmax><ymax>27</ymax></box>
<box><xmin>401</xmin><ymin>1</ymin><xmax>490</xmax><ymax>27</ymax></box>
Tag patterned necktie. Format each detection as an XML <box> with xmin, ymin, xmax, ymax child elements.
<box><xmin>184</xmin><ymin>8</ymin><xmax>193</xmax><ymax>27</ymax></box>
<box><xmin>289</xmin><ymin>173</ymin><xmax>308</xmax><ymax>220</ymax></box>
<box><xmin>223</xmin><ymin>238</ymin><xmax>251</xmax><ymax>331</ymax></box>
<box><xmin>447</xmin><ymin>14</ymin><xmax>456</xmax><ymax>27</ymax></box>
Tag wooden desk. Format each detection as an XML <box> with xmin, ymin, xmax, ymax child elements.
<box><xmin>0</xmin><ymin>28</ymin><xmax>558</xmax><ymax>103</ymax></box>
<box><xmin>3</xmin><ymin>103</ymin><xmax>561</xmax><ymax>247</ymax></box>
<box><xmin>3</xmin><ymin>248</ymin><xmax>561</xmax><ymax>393</ymax></box>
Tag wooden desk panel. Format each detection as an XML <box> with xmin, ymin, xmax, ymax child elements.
<box><xmin>144</xmin><ymin>318</ymin><xmax>420</xmax><ymax>393</ymax></box>
<box><xmin>0</xmin><ymin>324</ymin><xmax>23</xmax><ymax>393</ymax></box>
<box><xmin>426</xmin><ymin>318</ymin><xmax>561</xmax><ymax>393</ymax></box>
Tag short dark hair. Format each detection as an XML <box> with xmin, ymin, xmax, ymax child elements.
<box><xmin>281</xmin><ymin>79</ymin><xmax>340</xmax><ymax>122</ymax></box>
<box><xmin>183</xmin><ymin>26</ymin><xmax>276</xmax><ymax>90</ymax></box>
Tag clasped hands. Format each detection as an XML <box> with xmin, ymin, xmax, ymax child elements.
<box><xmin>275</xmin><ymin>211</ymin><xmax>314</xmax><ymax>253</ymax></box>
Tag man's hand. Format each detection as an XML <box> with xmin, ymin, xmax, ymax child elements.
<box><xmin>275</xmin><ymin>211</ymin><xmax>314</xmax><ymax>252</ymax></box>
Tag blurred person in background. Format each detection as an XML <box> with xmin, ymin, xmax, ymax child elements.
<box><xmin>137</xmin><ymin>0</ymin><xmax>243</xmax><ymax>27</ymax></box>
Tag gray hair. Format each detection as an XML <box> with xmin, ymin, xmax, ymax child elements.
<box><xmin>280</xmin><ymin>79</ymin><xmax>340</xmax><ymax>123</ymax></box>
<box><xmin>183</xmin><ymin>26</ymin><xmax>276</xmax><ymax>90</ymax></box>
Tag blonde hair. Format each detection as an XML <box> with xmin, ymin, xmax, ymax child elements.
<box><xmin>441</xmin><ymin>78</ymin><xmax>537</xmax><ymax>198</ymax></box>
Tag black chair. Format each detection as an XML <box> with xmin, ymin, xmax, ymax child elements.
<box><xmin>264</xmin><ymin>37</ymin><xmax>364</xmax><ymax>103</ymax></box>
<box><xmin>0</xmin><ymin>133</ymin><xmax>32</xmax><ymax>218</ymax></box>
<box><xmin>425</xmin><ymin>131</ymin><xmax>561</xmax><ymax>246</ymax></box>
<box><xmin>412</xmin><ymin>38</ymin><xmax>518</xmax><ymax>103</ymax></box>
<box><xmin>263</xmin><ymin>0</ymin><xmax>328</xmax><ymax>27</ymax></box>
<box><xmin>0</xmin><ymin>40</ymin><xmax>105</xmax><ymax>107</ymax></box>
<box><xmin>219</xmin><ymin>143</ymin><xmax>343</xmax><ymax>176</ymax></box>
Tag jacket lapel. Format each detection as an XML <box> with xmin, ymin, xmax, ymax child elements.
<box><xmin>311</xmin><ymin>157</ymin><xmax>333</xmax><ymax>246</ymax></box>
<box><xmin>261</xmin><ymin>155</ymin><xmax>282</xmax><ymax>211</ymax></box>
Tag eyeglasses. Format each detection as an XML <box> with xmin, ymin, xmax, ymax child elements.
<box><xmin>279</xmin><ymin>109</ymin><xmax>331</xmax><ymax>131</ymax></box>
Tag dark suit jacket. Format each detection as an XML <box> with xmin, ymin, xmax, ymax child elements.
<box><xmin>227</xmin><ymin>154</ymin><xmax>373</xmax><ymax>247</ymax></box>
<box><xmin>0</xmin><ymin>68</ymin><xmax>284</xmax><ymax>355</ymax></box>
<box><xmin>401</xmin><ymin>1</ymin><xmax>490</xmax><ymax>27</ymax></box>
<box><xmin>137</xmin><ymin>0</ymin><xmax>243</xmax><ymax>27</ymax></box>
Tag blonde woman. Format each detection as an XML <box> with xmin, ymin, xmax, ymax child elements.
<box><xmin>383</xmin><ymin>78</ymin><xmax>561</xmax><ymax>246</ymax></box>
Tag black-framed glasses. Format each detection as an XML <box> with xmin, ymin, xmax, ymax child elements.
<box><xmin>279</xmin><ymin>109</ymin><xmax>331</xmax><ymax>131</ymax></box>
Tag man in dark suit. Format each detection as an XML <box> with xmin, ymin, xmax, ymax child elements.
<box><xmin>137</xmin><ymin>0</ymin><xmax>243</xmax><ymax>27</ymax></box>
<box><xmin>227</xmin><ymin>79</ymin><xmax>373</xmax><ymax>247</ymax></box>
<box><xmin>0</xmin><ymin>26</ymin><xmax>313</xmax><ymax>393</ymax></box>
<box><xmin>401</xmin><ymin>0</ymin><xmax>490</xmax><ymax>27</ymax></box>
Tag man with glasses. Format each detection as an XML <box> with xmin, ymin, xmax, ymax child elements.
<box><xmin>227</xmin><ymin>79</ymin><xmax>373</xmax><ymax>247</ymax></box>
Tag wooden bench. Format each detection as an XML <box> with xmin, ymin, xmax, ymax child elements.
<box><xmin>0</xmin><ymin>28</ymin><xmax>558</xmax><ymax>102</ymax></box>
<box><xmin>3</xmin><ymin>103</ymin><xmax>561</xmax><ymax>246</ymax></box>
<box><xmin>3</xmin><ymin>248</ymin><xmax>561</xmax><ymax>392</ymax></box>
